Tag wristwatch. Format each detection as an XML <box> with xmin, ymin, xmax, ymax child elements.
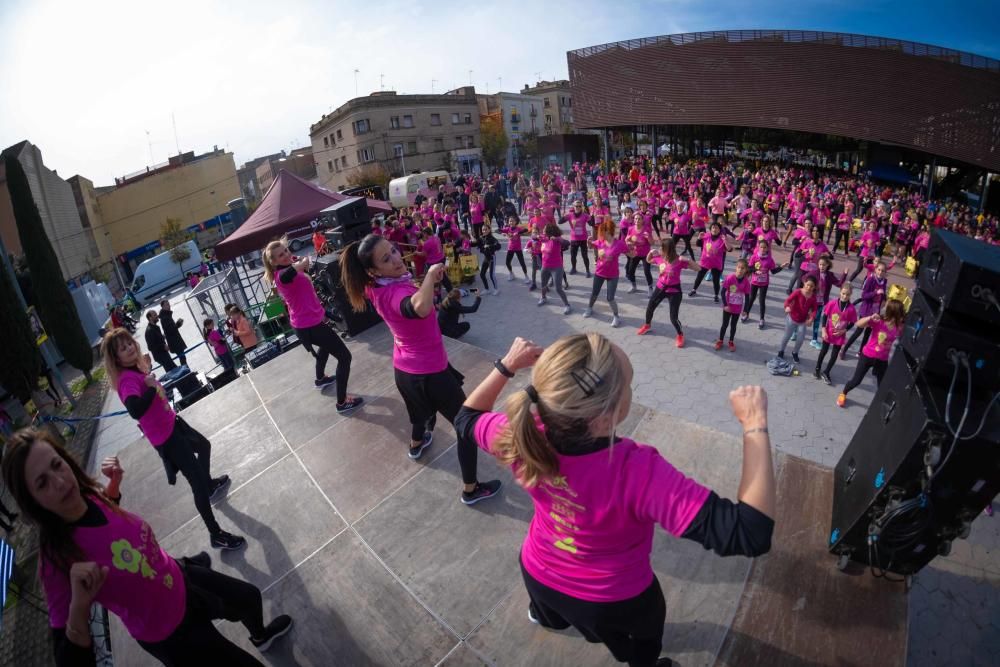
<box><xmin>494</xmin><ymin>359</ymin><xmax>515</xmax><ymax>378</ymax></box>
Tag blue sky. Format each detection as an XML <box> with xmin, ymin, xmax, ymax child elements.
<box><xmin>1</xmin><ymin>0</ymin><xmax>996</xmax><ymax>182</ymax></box>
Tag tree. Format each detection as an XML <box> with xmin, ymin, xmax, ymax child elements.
<box><xmin>159</xmin><ymin>217</ymin><xmax>193</xmax><ymax>280</ymax></box>
<box><xmin>0</xmin><ymin>255</ymin><xmax>41</xmax><ymax>403</ymax></box>
<box><xmin>5</xmin><ymin>156</ymin><xmax>94</xmax><ymax>379</ymax></box>
<box><xmin>519</xmin><ymin>130</ymin><xmax>540</xmax><ymax>165</ymax></box>
<box><xmin>480</xmin><ymin>114</ymin><xmax>509</xmax><ymax>168</ymax></box>
<box><xmin>347</xmin><ymin>163</ymin><xmax>391</xmax><ymax>190</ymax></box>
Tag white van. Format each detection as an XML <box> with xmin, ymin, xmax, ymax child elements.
<box><xmin>129</xmin><ymin>240</ymin><xmax>202</xmax><ymax>306</ymax></box>
<box><xmin>388</xmin><ymin>171</ymin><xmax>453</xmax><ymax>208</ymax></box>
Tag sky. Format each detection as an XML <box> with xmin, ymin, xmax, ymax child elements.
<box><xmin>1</xmin><ymin>0</ymin><xmax>997</xmax><ymax>185</ymax></box>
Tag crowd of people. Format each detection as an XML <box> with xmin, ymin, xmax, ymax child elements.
<box><xmin>4</xmin><ymin>154</ymin><xmax>997</xmax><ymax>667</ymax></box>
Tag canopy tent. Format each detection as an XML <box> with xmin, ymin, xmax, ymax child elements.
<box><xmin>214</xmin><ymin>169</ymin><xmax>391</xmax><ymax>261</ymax></box>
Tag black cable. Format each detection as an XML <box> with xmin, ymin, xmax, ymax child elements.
<box><xmin>934</xmin><ymin>356</ymin><xmax>972</xmax><ymax>485</ymax></box>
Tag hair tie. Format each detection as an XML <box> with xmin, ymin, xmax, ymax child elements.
<box><xmin>524</xmin><ymin>385</ymin><xmax>539</xmax><ymax>404</ymax></box>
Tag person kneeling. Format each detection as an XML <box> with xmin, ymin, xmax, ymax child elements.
<box><xmin>438</xmin><ymin>289</ymin><xmax>481</xmax><ymax>339</ymax></box>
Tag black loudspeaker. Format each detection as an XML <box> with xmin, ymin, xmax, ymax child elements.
<box><xmin>311</xmin><ymin>252</ymin><xmax>382</xmax><ymax>336</ymax></box>
<box><xmin>829</xmin><ymin>354</ymin><xmax>1000</xmax><ymax>574</ymax></box>
<box><xmin>325</xmin><ymin>196</ymin><xmax>370</xmax><ymax>229</ymax></box>
<box><xmin>918</xmin><ymin>229</ymin><xmax>1000</xmax><ymax>326</ymax></box>
<box><xmin>901</xmin><ymin>289</ymin><xmax>1000</xmax><ymax>390</ymax></box>
<box><xmin>325</xmin><ymin>221</ymin><xmax>371</xmax><ymax>249</ymax></box>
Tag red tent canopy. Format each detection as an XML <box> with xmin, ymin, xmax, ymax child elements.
<box><xmin>214</xmin><ymin>169</ymin><xmax>391</xmax><ymax>261</ymax></box>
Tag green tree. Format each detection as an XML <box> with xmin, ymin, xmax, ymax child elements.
<box><xmin>5</xmin><ymin>156</ymin><xmax>94</xmax><ymax>379</ymax></box>
<box><xmin>519</xmin><ymin>130</ymin><xmax>540</xmax><ymax>165</ymax></box>
<box><xmin>0</xmin><ymin>255</ymin><xmax>41</xmax><ymax>403</ymax></box>
<box><xmin>347</xmin><ymin>163</ymin><xmax>391</xmax><ymax>190</ymax></box>
<box><xmin>159</xmin><ymin>217</ymin><xmax>193</xmax><ymax>279</ymax></box>
<box><xmin>480</xmin><ymin>114</ymin><xmax>509</xmax><ymax>168</ymax></box>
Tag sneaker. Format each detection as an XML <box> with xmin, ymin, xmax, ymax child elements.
<box><xmin>209</xmin><ymin>475</ymin><xmax>231</xmax><ymax>502</ymax></box>
<box><xmin>688</xmin><ymin>289</ymin><xmax>697</xmax><ymax>297</ymax></box>
<box><xmin>655</xmin><ymin>658</ymin><xmax>676</xmax><ymax>667</ymax></box>
<box><xmin>776</xmin><ymin>351</ymin><xmax>785</xmax><ymax>359</ymax></box>
<box><xmin>821</xmin><ymin>371</ymin><xmax>832</xmax><ymax>385</ymax></box>
<box><xmin>508</xmin><ymin>273</ymin><xmax>515</xmax><ymax>281</ymax></box>
<box><xmin>637</xmin><ymin>324</ymin><xmax>651</xmax><ymax>336</ymax></box>
<box><xmin>585</xmin><ymin>271</ymin><xmax>592</xmax><ymax>278</ymax></box>
<box><xmin>409</xmin><ymin>431</ymin><xmax>434</xmax><ymax>460</ymax></box>
<box><xmin>792</xmin><ymin>352</ymin><xmax>800</xmax><ymax>363</ymax></box>
<box><xmin>250</xmin><ymin>615</ymin><xmax>293</xmax><ymax>652</ymax></box>
<box><xmin>314</xmin><ymin>375</ymin><xmax>336</xmax><ymax>389</ymax></box>
<box><xmin>610</xmin><ymin>315</ymin><xmax>621</xmax><ymax>328</ymax></box>
<box><xmin>491</xmin><ymin>288</ymin><xmax>499</xmax><ymax>296</ymax></box>
<box><xmin>758</xmin><ymin>319</ymin><xmax>765</xmax><ymax>330</ymax></box>
<box><xmin>336</xmin><ymin>396</ymin><xmax>364</xmax><ymax>414</ymax></box>
<box><xmin>740</xmin><ymin>312</ymin><xmax>749</xmax><ymax>323</ymax></box>
<box><xmin>676</xmin><ymin>334</ymin><xmax>685</xmax><ymax>348</ymax></box>
<box><xmin>210</xmin><ymin>530</ymin><xmax>247</xmax><ymax>551</ymax></box>
<box><xmin>529</xmin><ymin>284</ymin><xmax>537</xmax><ymax>291</ymax></box>
<box><xmin>537</xmin><ymin>296</ymin><xmax>547</xmax><ymax>306</ymax></box>
<box><xmin>569</xmin><ymin>268</ymin><xmax>578</xmax><ymax>275</ymax></box>
<box><xmin>583</xmin><ymin>307</ymin><xmax>593</xmax><ymax>318</ymax></box>
<box><xmin>528</xmin><ymin>604</ymin><xmax>540</xmax><ymax>625</ymax></box>
<box><xmin>714</xmin><ymin>339</ymin><xmax>723</xmax><ymax>350</ymax></box>
<box><xmin>627</xmin><ymin>284</ymin><xmax>638</xmax><ymax>294</ymax></box>
<box><xmin>813</xmin><ymin>368</ymin><xmax>822</xmax><ymax>379</ymax></box>
<box><xmin>713</xmin><ymin>296</ymin><xmax>720</xmax><ymax>304</ymax></box>
<box><xmin>836</xmin><ymin>392</ymin><xmax>847</xmax><ymax>408</ymax></box>
<box><xmin>810</xmin><ymin>339</ymin><xmax>822</xmax><ymax>350</ymax></box>
<box><xmin>728</xmin><ymin>341</ymin><xmax>736</xmax><ymax>352</ymax></box>
<box><xmin>790</xmin><ymin>332</ymin><xmax>798</xmax><ymax>341</ymax></box>
<box><xmin>562</xmin><ymin>305</ymin><xmax>572</xmax><ymax>315</ymax></box>
<box><xmin>461</xmin><ymin>479</ymin><xmax>502</xmax><ymax>505</ymax></box>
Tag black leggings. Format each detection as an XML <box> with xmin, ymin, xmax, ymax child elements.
<box><xmin>626</xmin><ymin>257</ymin><xmax>653</xmax><ymax>287</ymax></box>
<box><xmin>588</xmin><ymin>276</ymin><xmax>620</xmax><ymax>316</ymax></box>
<box><xmin>480</xmin><ymin>254</ymin><xmax>497</xmax><ymax>290</ymax></box>
<box><xmin>832</xmin><ymin>229</ymin><xmax>850</xmax><ymax>254</ymax></box>
<box><xmin>394</xmin><ymin>366</ymin><xmax>478</xmax><ymax>485</ymax></box>
<box><xmin>506</xmin><ymin>249</ymin><xmax>526</xmax><ymax>274</ymax></box>
<box><xmin>719</xmin><ymin>310</ymin><xmax>739</xmax><ymax>342</ymax></box>
<box><xmin>673</xmin><ymin>233</ymin><xmax>696</xmax><ymax>260</ymax></box>
<box><xmin>570</xmin><ymin>241</ymin><xmax>591</xmax><ymax>273</ymax></box>
<box><xmin>692</xmin><ymin>267</ymin><xmax>722</xmax><ymax>297</ymax></box>
<box><xmin>843</xmin><ymin>326</ymin><xmax>871</xmax><ymax>355</ymax></box>
<box><xmin>843</xmin><ymin>353</ymin><xmax>888</xmax><ymax>395</ymax></box>
<box><xmin>645</xmin><ymin>288</ymin><xmax>683</xmax><ymax>334</ymax></box>
<box><xmin>158</xmin><ymin>418</ymin><xmax>222</xmax><ymax>536</ymax></box>
<box><xmin>139</xmin><ymin>558</ymin><xmax>266</xmax><ymax>666</ymax></box>
<box><xmin>295</xmin><ymin>321</ymin><xmax>352</xmax><ymax>404</ymax></box>
<box><xmin>521</xmin><ymin>560</ymin><xmax>666</xmax><ymax>667</ymax></box>
<box><xmin>744</xmin><ymin>284</ymin><xmax>769</xmax><ymax>319</ymax></box>
<box><xmin>816</xmin><ymin>342</ymin><xmax>843</xmax><ymax>375</ymax></box>
<box><xmin>848</xmin><ymin>255</ymin><xmax>869</xmax><ymax>283</ymax></box>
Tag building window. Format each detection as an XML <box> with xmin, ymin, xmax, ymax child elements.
<box><xmin>327</xmin><ymin>160</ymin><xmax>333</xmax><ymax>171</ymax></box>
<box><xmin>568</xmin><ymin>97</ymin><xmax>572</xmax><ymax>107</ymax></box>
<box><xmin>464</xmin><ymin>113</ymin><xmax>472</xmax><ymax>124</ymax></box>
<box><xmin>433</xmin><ymin>138</ymin><xmax>444</xmax><ymax>151</ymax></box>
<box><xmin>357</xmin><ymin>147</ymin><xmax>375</xmax><ymax>163</ymax></box>
<box><xmin>455</xmin><ymin>136</ymin><xmax>464</xmax><ymax>148</ymax></box>
<box><xmin>353</xmin><ymin>118</ymin><xmax>371</xmax><ymax>135</ymax></box>
<box><xmin>545</xmin><ymin>114</ymin><xmax>553</xmax><ymax>126</ymax></box>
<box><xmin>390</xmin><ymin>116</ymin><xmax>400</xmax><ymax>129</ymax></box>
<box><xmin>393</xmin><ymin>143</ymin><xmax>404</xmax><ymax>157</ymax></box>
<box><xmin>430</xmin><ymin>113</ymin><xmax>441</xmax><ymax>126</ymax></box>
<box><xmin>402</xmin><ymin>115</ymin><xmax>414</xmax><ymax>128</ymax></box>
<box><xmin>330</xmin><ymin>133</ymin><xmax>336</xmax><ymax>145</ymax></box>
<box><xmin>406</xmin><ymin>140</ymin><xmax>417</xmax><ymax>154</ymax></box>
<box><xmin>544</xmin><ymin>98</ymin><xmax>551</xmax><ymax>108</ymax></box>
<box><xmin>451</xmin><ymin>112</ymin><xmax>460</xmax><ymax>124</ymax></box>
<box><xmin>336</xmin><ymin>129</ymin><xmax>343</xmax><ymax>140</ymax></box>
<box><xmin>340</xmin><ymin>155</ymin><xmax>348</xmax><ymax>168</ymax></box>
<box><xmin>324</xmin><ymin>137</ymin><xmax>329</xmax><ymax>147</ymax></box>
<box><xmin>464</xmin><ymin>136</ymin><xmax>474</xmax><ymax>149</ymax></box>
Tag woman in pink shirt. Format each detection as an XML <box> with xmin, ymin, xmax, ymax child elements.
<box><xmin>837</xmin><ymin>299</ymin><xmax>905</xmax><ymax>407</ymax></box>
<box><xmin>455</xmin><ymin>334</ymin><xmax>775</xmax><ymax>667</ymax></box>
<box><xmin>538</xmin><ymin>223</ymin><xmax>572</xmax><ymax>314</ymax></box>
<box><xmin>638</xmin><ymin>237</ymin><xmax>695</xmax><ymax>345</ymax></box>
<box><xmin>502</xmin><ymin>215</ymin><xmax>530</xmax><ymax>284</ymax></box>
<box><xmin>715</xmin><ymin>259</ymin><xmax>751</xmax><ymax>352</ymax></box>
<box><xmin>585</xmin><ymin>218</ymin><xmax>628</xmax><ymax>327</ymax></box>
<box><xmin>262</xmin><ymin>241</ymin><xmax>363</xmax><ymax>412</ymax></box>
<box><xmin>625</xmin><ymin>211</ymin><xmax>655</xmax><ymax>295</ymax></box>
<box><xmin>688</xmin><ymin>221</ymin><xmax>732</xmax><ymax>303</ymax></box>
<box><xmin>3</xmin><ymin>429</ymin><xmax>292</xmax><ymax>666</ymax></box>
<box><xmin>814</xmin><ymin>283</ymin><xmax>858</xmax><ymax>385</ymax></box>
<box><xmin>340</xmin><ymin>235</ymin><xmax>501</xmax><ymax>504</ymax></box>
<box><xmin>848</xmin><ymin>220</ymin><xmax>882</xmax><ymax>282</ymax></box>
<box><xmin>100</xmin><ymin>329</ymin><xmax>245</xmax><ymax>551</ymax></box>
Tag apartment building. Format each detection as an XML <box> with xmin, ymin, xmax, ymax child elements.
<box><xmin>309</xmin><ymin>87</ymin><xmax>483</xmax><ymax>191</ymax></box>
<box><xmin>521</xmin><ymin>80</ymin><xmax>575</xmax><ymax>134</ymax></box>
<box><xmin>478</xmin><ymin>92</ymin><xmax>545</xmax><ymax>169</ymax></box>
<box><xmin>238</xmin><ymin>151</ymin><xmax>284</xmax><ymax>203</ymax></box>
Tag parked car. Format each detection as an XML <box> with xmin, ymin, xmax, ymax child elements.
<box><xmin>129</xmin><ymin>240</ymin><xmax>202</xmax><ymax>306</ymax></box>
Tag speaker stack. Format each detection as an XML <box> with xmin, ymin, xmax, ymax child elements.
<box><xmin>828</xmin><ymin>230</ymin><xmax>1000</xmax><ymax>576</ymax></box>
<box><xmin>312</xmin><ymin>251</ymin><xmax>382</xmax><ymax>336</ymax></box>
<box><xmin>321</xmin><ymin>196</ymin><xmax>372</xmax><ymax>249</ymax></box>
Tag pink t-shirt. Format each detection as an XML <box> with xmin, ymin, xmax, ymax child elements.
<box><xmin>504</xmin><ymin>226</ymin><xmax>524</xmax><ymax>252</ymax></box>
<box><xmin>627</xmin><ymin>225</ymin><xmax>652</xmax><ymax>257</ymax></box>
<box><xmin>423</xmin><ymin>235</ymin><xmax>445</xmax><ymax>264</ymax></box>
<box><xmin>748</xmin><ymin>252</ymin><xmax>777</xmax><ymax>287</ymax></box>
<box><xmin>593</xmin><ymin>238</ymin><xmax>628</xmax><ymax>279</ymax></box>
<box><xmin>273</xmin><ymin>268</ymin><xmax>326</xmax><ymax>329</ymax></box>
<box><xmin>541</xmin><ymin>238</ymin><xmax>565</xmax><ymax>269</ymax></box>
<box><xmin>473</xmin><ymin>412</ymin><xmax>709</xmax><ymax>602</ymax></box>
<box><xmin>862</xmin><ymin>318</ymin><xmax>900</xmax><ymax>361</ymax></box>
<box><xmin>654</xmin><ymin>257</ymin><xmax>690</xmax><ymax>292</ymax></box>
<box><xmin>798</xmin><ymin>239</ymin><xmax>829</xmax><ymax>272</ymax></box>
<box><xmin>117</xmin><ymin>368</ymin><xmax>175</xmax><ymax>446</ymax></box>
<box><xmin>709</xmin><ymin>196</ymin><xmax>729</xmax><ymax>215</ymax></box>
<box><xmin>567</xmin><ymin>212</ymin><xmax>591</xmax><ymax>241</ymax></box>
<box><xmin>470</xmin><ymin>201</ymin><xmax>485</xmax><ymax>224</ymax></box>
<box><xmin>41</xmin><ymin>497</ymin><xmax>186</xmax><ymax>643</ymax></box>
<box><xmin>366</xmin><ymin>280</ymin><xmax>448</xmax><ymax>374</ymax></box>
<box><xmin>699</xmin><ymin>234</ymin><xmax>727</xmax><ymax>271</ymax></box>
<box><xmin>207</xmin><ymin>329</ymin><xmax>227</xmax><ymax>356</ymax></box>
<box><xmin>721</xmin><ymin>274</ymin><xmax>751</xmax><ymax>314</ymax></box>
<box><xmin>822</xmin><ymin>299</ymin><xmax>858</xmax><ymax>347</ymax></box>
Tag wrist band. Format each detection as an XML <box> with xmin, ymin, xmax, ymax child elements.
<box><xmin>494</xmin><ymin>359</ymin><xmax>515</xmax><ymax>378</ymax></box>
<box><xmin>743</xmin><ymin>427</ymin><xmax>769</xmax><ymax>437</ymax></box>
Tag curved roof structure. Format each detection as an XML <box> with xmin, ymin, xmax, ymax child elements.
<box><xmin>568</xmin><ymin>30</ymin><xmax>1000</xmax><ymax>170</ymax></box>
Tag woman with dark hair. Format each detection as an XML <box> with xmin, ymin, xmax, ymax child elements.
<box><xmin>837</xmin><ymin>299</ymin><xmax>906</xmax><ymax>407</ymax></box>
<box><xmin>339</xmin><ymin>234</ymin><xmax>501</xmax><ymax>505</ymax></box>
<box><xmin>1</xmin><ymin>428</ymin><xmax>292</xmax><ymax>666</ymax></box>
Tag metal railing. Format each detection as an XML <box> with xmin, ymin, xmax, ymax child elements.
<box><xmin>568</xmin><ymin>30</ymin><xmax>1000</xmax><ymax>72</ymax></box>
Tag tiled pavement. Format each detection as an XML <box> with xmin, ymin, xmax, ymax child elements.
<box><xmin>87</xmin><ymin>251</ymin><xmax>998</xmax><ymax>666</ymax></box>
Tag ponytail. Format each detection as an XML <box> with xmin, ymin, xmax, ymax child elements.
<box><xmin>494</xmin><ymin>391</ymin><xmax>559</xmax><ymax>488</ymax></box>
<box><xmin>340</xmin><ymin>234</ymin><xmax>384</xmax><ymax>312</ymax></box>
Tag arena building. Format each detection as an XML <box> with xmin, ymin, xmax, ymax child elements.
<box><xmin>568</xmin><ymin>30</ymin><xmax>999</xmax><ymax>203</ymax></box>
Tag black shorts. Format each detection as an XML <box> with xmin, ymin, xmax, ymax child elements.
<box><xmin>393</xmin><ymin>365</ymin><xmax>465</xmax><ymax>425</ymax></box>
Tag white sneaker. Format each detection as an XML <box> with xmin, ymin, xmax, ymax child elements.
<box><xmin>563</xmin><ymin>305</ymin><xmax>572</xmax><ymax>315</ymax></box>
<box><xmin>583</xmin><ymin>307</ymin><xmax>593</xmax><ymax>317</ymax></box>
<box><xmin>491</xmin><ymin>288</ymin><xmax>499</xmax><ymax>296</ymax></box>
<box><xmin>522</xmin><ymin>277</ymin><xmax>532</xmax><ymax>285</ymax></box>
<box><xmin>611</xmin><ymin>315</ymin><xmax>621</xmax><ymax>328</ymax></box>
<box><xmin>627</xmin><ymin>284</ymin><xmax>638</xmax><ymax>294</ymax></box>
<box><xmin>537</xmin><ymin>297</ymin><xmax>547</xmax><ymax>306</ymax></box>
<box><xmin>507</xmin><ymin>273</ymin><xmax>515</xmax><ymax>282</ymax></box>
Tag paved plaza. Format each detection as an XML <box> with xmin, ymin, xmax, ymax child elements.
<box><xmin>84</xmin><ymin>256</ymin><xmax>999</xmax><ymax>665</ymax></box>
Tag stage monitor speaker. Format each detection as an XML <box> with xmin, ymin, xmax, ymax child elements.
<box><xmin>828</xmin><ymin>354</ymin><xmax>1000</xmax><ymax>575</ymax></box>
<box><xmin>326</xmin><ymin>196</ymin><xmax>370</xmax><ymax>229</ymax></box>
<box><xmin>918</xmin><ymin>229</ymin><xmax>1000</xmax><ymax>326</ymax></box>
<box><xmin>311</xmin><ymin>251</ymin><xmax>382</xmax><ymax>336</ymax></box>
<box><xmin>901</xmin><ymin>289</ymin><xmax>999</xmax><ymax>389</ymax></box>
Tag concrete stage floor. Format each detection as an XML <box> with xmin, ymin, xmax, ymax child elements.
<box><xmin>105</xmin><ymin>326</ymin><xmax>915</xmax><ymax>666</ymax></box>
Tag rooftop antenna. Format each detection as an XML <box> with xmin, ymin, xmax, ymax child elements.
<box><xmin>145</xmin><ymin>130</ymin><xmax>154</xmax><ymax>164</ymax></box>
<box><xmin>431</xmin><ymin>78</ymin><xmax>437</xmax><ymax>93</ymax></box>
<box><xmin>171</xmin><ymin>112</ymin><xmax>180</xmax><ymax>155</ymax></box>
<box><xmin>534</xmin><ymin>71</ymin><xmax>542</xmax><ymax>82</ymax></box>
<box><xmin>485</xmin><ymin>82</ymin><xmax>489</xmax><ymax>94</ymax></box>
<box><xmin>380</xmin><ymin>72</ymin><xmax>384</xmax><ymax>91</ymax></box>
<box><xmin>498</xmin><ymin>76</ymin><xmax>502</xmax><ymax>92</ymax></box>
<box><xmin>468</xmin><ymin>69</ymin><xmax>473</xmax><ymax>85</ymax></box>
<box><xmin>353</xmin><ymin>68</ymin><xmax>360</xmax><ymax>97</ymax></box>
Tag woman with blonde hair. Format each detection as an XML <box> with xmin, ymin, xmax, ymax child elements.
<box><xmin>100</xmin><ymin>328</ymin><xmax>245</xmax><ymax>550</ymax></box>
<box><xmin>455</xmin><ymin>333</ymin><xmax>776</xmax><ymax>667</ymax></box>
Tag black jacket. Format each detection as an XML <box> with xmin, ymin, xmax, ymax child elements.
<box><xmin>484</xmin><ymin>190</ymin><xmax>502</xmax><ymax>214</ymax></box>
<box><xmin>144</xmin><ymin>323</ymin><xmax>169</xmax><ymax>355</ymax></box>
<box><xmin>158</xmin><ymin>309</ymin><xmax>187</xmax><ymax>352</ymax></box>
<box><xmin>437</xmin><ymin>296</ymin><xmax>481</xmax><ymax>332</ymax></box>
